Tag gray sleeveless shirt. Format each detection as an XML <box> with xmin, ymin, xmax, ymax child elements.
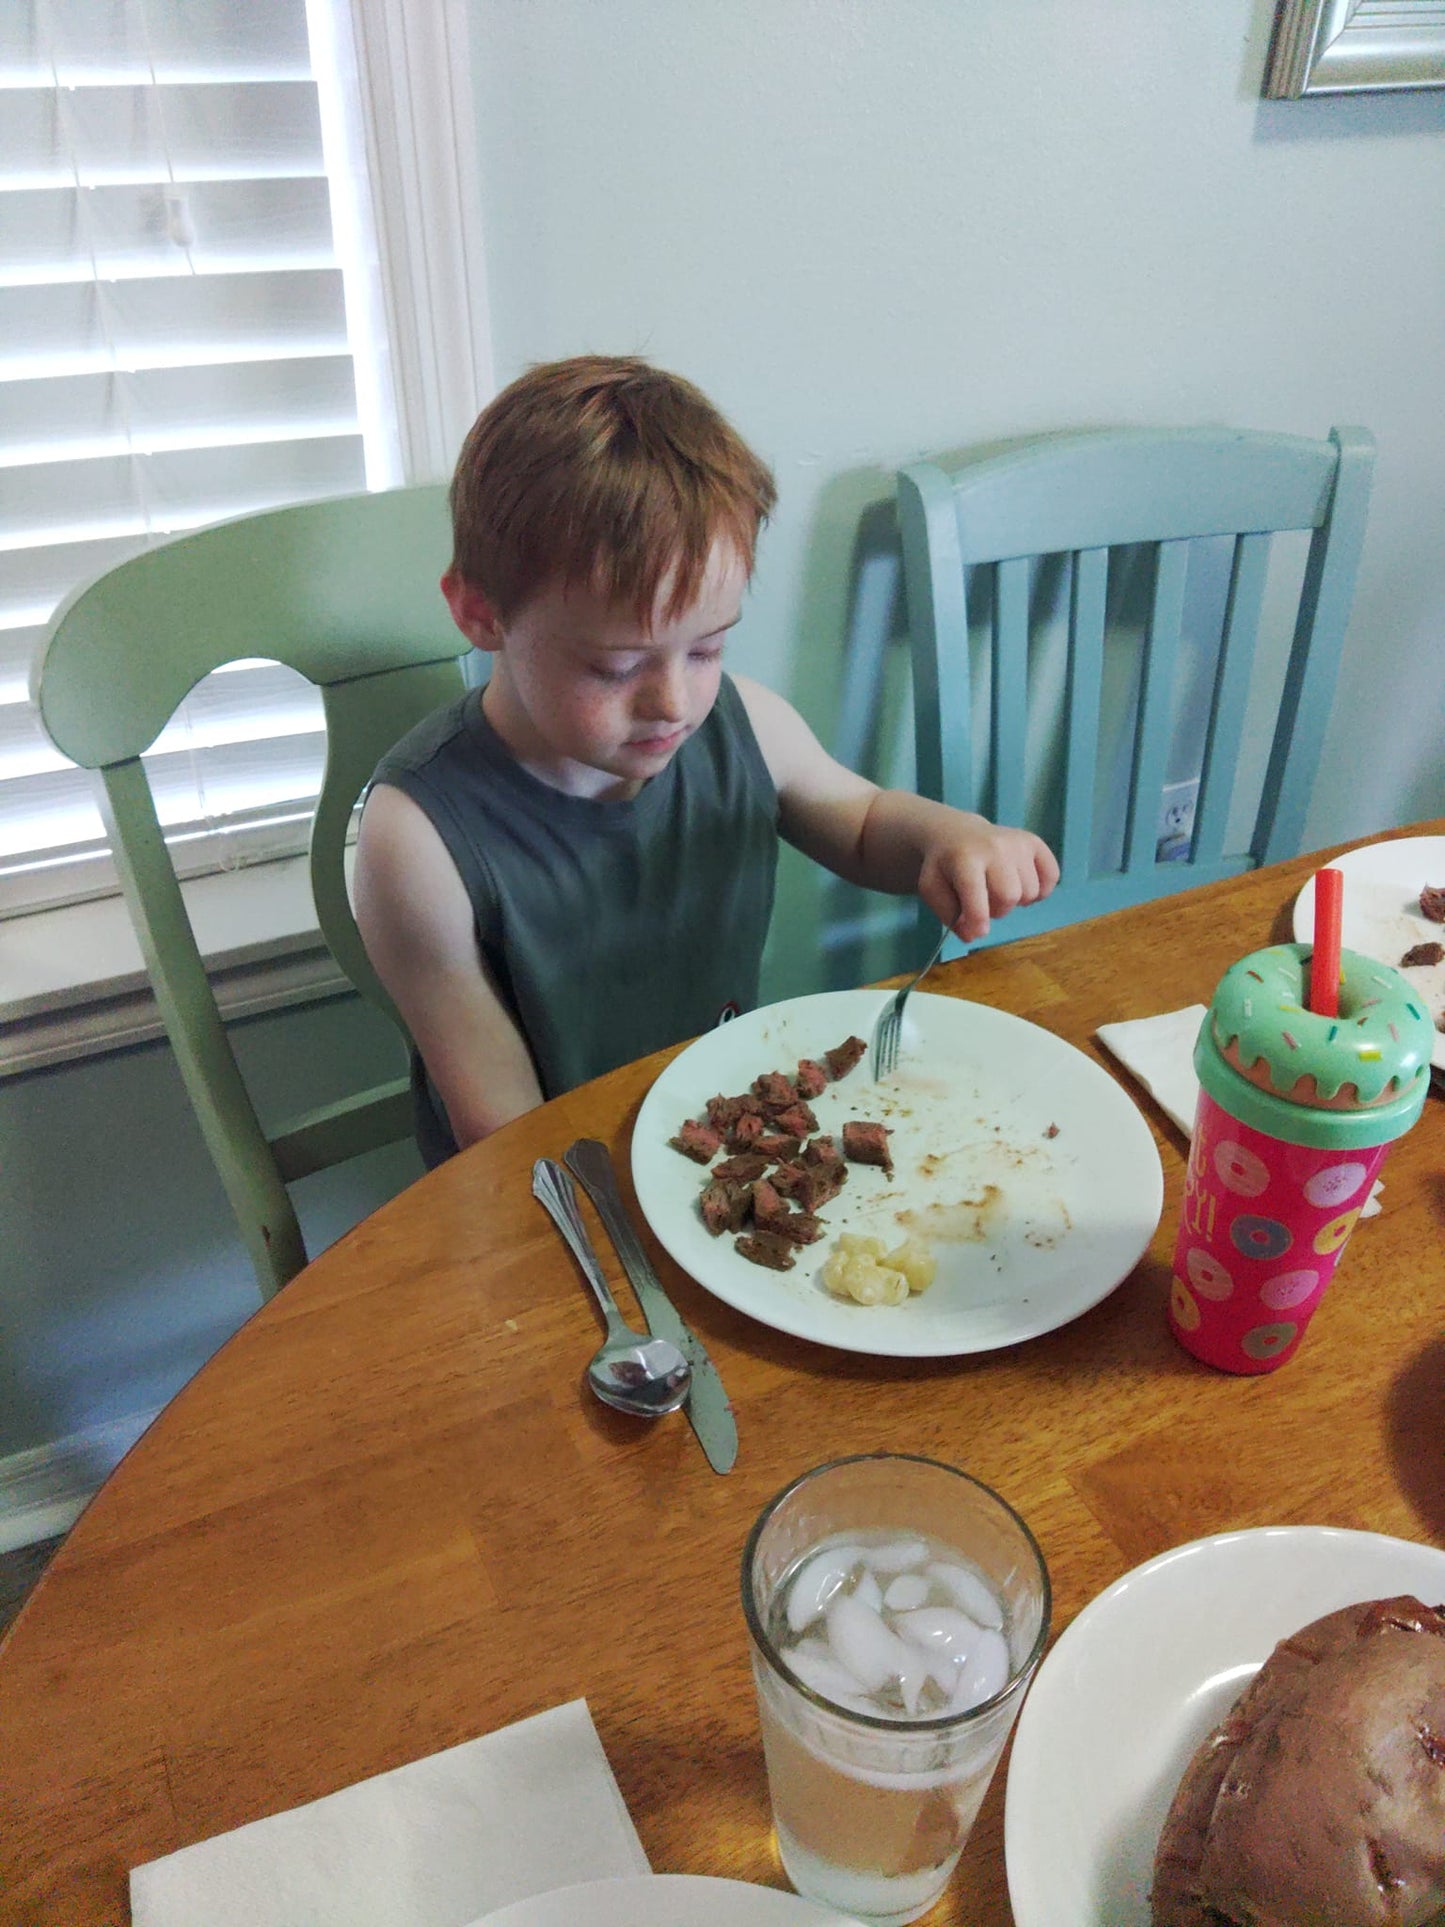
<box><xmin>370</xmin><ymin>674</ymin><xmax>778</xmax><ymax>1165</ymax></box>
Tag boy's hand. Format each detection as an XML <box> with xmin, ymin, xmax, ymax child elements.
<box><xmin>917</xmin><ymin>816</ymin><xmax>1060</xmax><ymax>944</ymax></box>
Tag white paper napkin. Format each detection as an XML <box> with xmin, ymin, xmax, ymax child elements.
<box><xmin>1096</xmin><ymin>1007</ymin><xmax>1382</xmax><ymax>1216</ymax></box>
<box><xmin>1096</xmin><ymin>1006</ymin><xmax>1208</xmax><ymax>1139</ymax></box>
<box><xmin>130</xmin><ymin>1699</ymin><xmax>650</xmax><ymax>1927</ymax></box>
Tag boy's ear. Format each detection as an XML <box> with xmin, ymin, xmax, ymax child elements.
<box><xmin>441</xmin><ymin>570</ymin><xmax>504</xmax><ymax>652</ymax></box>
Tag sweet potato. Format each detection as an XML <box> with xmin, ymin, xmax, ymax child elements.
<box><xmin>1152</xmin><ymin>1596</ymin><xmax>1445</xmax><ymax>1927</ymax></box>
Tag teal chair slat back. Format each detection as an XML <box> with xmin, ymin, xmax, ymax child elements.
<box><xmin>1060</xmin><ymin>547</ymin><xmax>1107</xmax><ymax>886</ymax></box>
<box><xmin>942</xmin><ymin>427</ymin><xmax>1342</xmax><ymax>560</ymax></box>
<box><xmin>899</xmin><ymin>458</ymin><xmax>974</xmax><ymax>811</ymax></box>
<box><xmin>1256</xmin><ymin>430</ymin><xmax>1376</xmax><ymax>859</ymax></box>
<box><xmin>897</xmin><ymin>426</ymin><xmax>1375</xmax><ymax>957</ymax></box>
<box><xmin>1123</xmin><ymin>539</ymin><xmax>1190</xmax><ymax>873</ymax></box>
<box><xmin>1192</xmin><ymin>531</ymin><xmax>1271</xmax><ymax>868</ymax></box>
<box><xmin>34</xmin><ymin>487</ymin><xmax>470</xmax><ymax>1300</ymax></box>
<box><xmin>991</xmin><ymin>557</ymin><xmax>1030</xmax><ymax>828</ymax></box>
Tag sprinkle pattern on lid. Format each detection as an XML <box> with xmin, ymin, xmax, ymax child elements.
<box><xmin>1209</xmin><ymin>944</ymin><xmax>1433</xmax><ymax>1108</ymax></box>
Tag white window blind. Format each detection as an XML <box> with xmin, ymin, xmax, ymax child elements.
<box><xmin>0</xmin><ymin>0</ymin><xmax>402</xmax><ymax>920</ymax></box>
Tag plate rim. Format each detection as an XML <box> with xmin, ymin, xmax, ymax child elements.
<box><xmin>629</xmin><ymin>987</ymin><xmax>1163</xmax><ymax>1359</ymax></box>
<box><xmin>1003</xmin><ymin>1522</ymin><xmax>1445</xmax><ymax>1927</ymax></box>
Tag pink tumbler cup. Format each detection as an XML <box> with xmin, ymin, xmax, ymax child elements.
<box><xmin>1169</xmin><ymin>944</ymin><xmax>1434</xmax><ymax>1375</ymax></box>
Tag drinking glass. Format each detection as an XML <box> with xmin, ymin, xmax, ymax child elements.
<box><xmin>741</xmin><ymin>1453</ymin><xmax>1050</xmax><ymax>1926</ymax></box>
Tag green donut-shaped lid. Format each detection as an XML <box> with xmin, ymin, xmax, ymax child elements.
<box><xmin>1209</xmin><ymin>943</ymin><xmax>1434</xmax><ymax>1105</ymax></box>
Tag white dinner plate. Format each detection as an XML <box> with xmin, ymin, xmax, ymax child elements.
<box><xmin>473</xmin><ymin>1873</ymin><xmax>859</xmax><ymax>1925</ymax></box>
<box><xmin>1292</xmin><ymin>834</ymin><xmax>1445</xmax><ymax>1071</ymax></box>
<box><xmin>630</xmin><ymin>989</ymin><xmax>1163</xmax><ymax>1357</ymax></box>
<box><xmin>1004</xmin><ymin>1525</ymin><xmax>1445</xmax><ymax>1927</ymax></box>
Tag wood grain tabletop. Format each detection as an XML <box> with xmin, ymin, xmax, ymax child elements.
<box><xmin>3</xmin><ymin>825</ymin><xmax>1443</xmax><ymax>1926</ymax></box>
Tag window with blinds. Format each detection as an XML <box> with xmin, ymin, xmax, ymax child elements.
<box><xmin>0</xmin><ymin>0</ymin><xmax>400</xmax><ymax>919</ymax></box>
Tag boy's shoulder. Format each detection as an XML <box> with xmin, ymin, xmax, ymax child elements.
<box><xmin>372</xmin><ymin>690</ymin><xmax>477</xmax><ymax>786</ymax></box>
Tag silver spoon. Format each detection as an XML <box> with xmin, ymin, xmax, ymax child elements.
<box><xmin>531</xmin><ymin>1158</ymin><xmax>691</xmax><ymax>1417</ymax></box>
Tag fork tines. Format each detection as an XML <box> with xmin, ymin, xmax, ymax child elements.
<box><xmin>868</xmin><ymin>926</ymin><xmax>950</xmax><ymax>1082</ymax></box>
<box><xmin>871</xmin><ymin>999</ymin><xmax>903</xmax><ymax>1082</ymax></box>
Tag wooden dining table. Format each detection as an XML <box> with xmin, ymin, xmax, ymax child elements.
<box><xmin>3</xmin><ymin>824</ymin><xmax>1443</xmax><ymax>1927</ymax></box>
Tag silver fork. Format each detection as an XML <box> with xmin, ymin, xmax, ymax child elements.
<box><xmin>870</xmin><ymin>925</ymin><xmax>950</xmax><ymax>1081</ymax></box>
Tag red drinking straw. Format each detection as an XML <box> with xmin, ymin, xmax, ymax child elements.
<box><xmin>1310</xmin><ymin>867</ymin><xmax>1343</xmax><ymax>1017</ymax></box>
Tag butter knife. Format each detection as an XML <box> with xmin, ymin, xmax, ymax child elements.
<box><xmin>563</xmin><ymin>1137</ymin><xmax>739</xmax><ymax>1474</ymax></box>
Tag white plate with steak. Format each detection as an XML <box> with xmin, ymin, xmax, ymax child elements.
<box><xmin>630</xmin><ymin>988</ymin><xmax>1162</xmax><ymax>1357</ymax></box>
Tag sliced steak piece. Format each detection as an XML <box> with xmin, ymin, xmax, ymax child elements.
<box><xmin>800</xmin><ymin>1133</ymin><xmax>840</xmax><ymax>1166</ymax></box>
<box><xmin>751</xmin><ymin>1178</ymin><xmax>823</xmax><ymax>1246</ymax></box>
<box><xmin>705</xmin><ymin>1091</ymin><xmax>762</xmax><ymax>1131</ymax></box>
<box><xmin>794</xmin><ymin>1159</ymin><xmax>846</xmax><ymax>1211</ymax></box>
<box><xmin>842</xmin><ymin>1119</ymin><xmax>894</xmax><ymax>1176</ymax></box>
<box><xmin>753</xmin><ymin>1131</ymin><xmax>802</xmax><ymax>1162</ymax></box>
<box><xmin>762</xmin><ymin>1208</ymin><xmax>823</xmax><ymax>1247</ymax></box>
<box><xmin>770</xmin><ymin>1156</ymin><xmax>845</xmax><ymax>1211</ymax></box>
<box><xmin>824</xmin><ymin>1034</ymin><xmax>868</xmax><ymax>1080</ymax></box>
<box><xmin>1401</xmin><ymin>940</ymin><xmax>1445</xmax><ymax>968</ymax></box>
<box><xmin>712</xmin><ymin>1152</ymin><xmax>770</xmax><ymax>1185</ymax></box>
<box><xmin>725</xmin><ymin>1111</ymin><xmax>767</xmax><ymax>1153</ymax></box>
<box><xmin>769</xmin><ymin>1100</ymin><xmax>818</xmax><ymax>1139</ymax></box>
<box><xmin>669</xmin><ymin>1117</ymin><xmax>723</xmax><ymax>1163</ymax></box>
<box><xmin>749</xmin><ymin>1178</ymin><xmax>791</xmax><ymax>1228</ymax></box>
<box><xmin>794</xmin><ymin>1059</ymin><xmax>830</xmax><ymax>1099</ymax></box>
<box><xmin>752</xmin><ymin>1070</ymin><xmax>796</xmax><ymax>1108</ymax></box>
<box><xmin>1420</xmin><ymin>883</ymin><xmax>1445</xmax><ymax>923</ymax></box>
<box><xmin>766</xmin><ymin>1159</ymin><xmax>810</xmax><ymax>1202</ymax></box>
<box><xmin>699</xmin><ymin>1178</ymin><xmax>754</xmax><ymax>1236</ymax></box>
<box><xmin>735</xmin><ymin>1230</ymin><xmax>797</xmax><ymax>1271</ymax></box>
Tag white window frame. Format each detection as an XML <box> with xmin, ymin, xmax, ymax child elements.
<box><xmin>0</xmin><ymin>0</ymin><xmax>492</xmax><ymax>1073</ymax></box>
<box><xmin>345</xmin><ymin>0</ymin><xmax>494</xmax><ymax>484</ymax></box>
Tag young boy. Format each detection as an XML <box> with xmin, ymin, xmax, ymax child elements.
<box><xmin>354</xmin><ymin>356</ymin><xmax>1058</xmax><ymax>1165</ymax></box>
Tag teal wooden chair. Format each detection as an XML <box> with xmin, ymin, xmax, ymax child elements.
<box><xmin>33</xmin><ymin>487</ymin><xmax>468</xmax><ymax>1300</ymax></box>
<box><xmin>898</xmin><ymin>426</ymin><xmax>1375</xmax><ymax>954</ymax></box>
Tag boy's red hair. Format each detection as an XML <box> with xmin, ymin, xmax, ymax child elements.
<box><xmin>449</xmin><ymin>355</ymin><xmax>776</xmax><ymax>625</ymax></box>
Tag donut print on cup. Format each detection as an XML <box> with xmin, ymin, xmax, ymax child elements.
<box><xmin>1185</xmin><ymin>1248</ymin><xmax>1234</xmax><ymax>1302</ymax></box>
<box><xmin>1259</xmin><ymin>1268</ymin><xmax>1321</xmax><ymax>1312</ymax></box>
<box><xmin>1303</xmin><ymin>1161</ymin><xmax>1368</xmax><ymax>1210</ymax></box>
<box><xmin>1169</xmin><ymin>1087</ymin><xmax>1394</xmax><ymax>1376</ymax></box>
<box><xmin>1170</xmin><ymin>1276</ymin><xmax>1202</xmax><ymax>1333</ymax></box>
<box><xmin>1230</xmin><ymin>1214</ymin><xmax>1292</xmax><ymax>1262</ymax></box>
<box><xmin>1241</xmin><ymin>1321</ymin><xmax>1297</xmax><ymax>1363</ymax></box>
<box><xmin>1314</xmin><ymin>1209</ymin><xmax>1362</xmax><ymax>1255</ymax></box>
<box><xmin>1214</xmin><ymin>1139</ymin><xmax>1269</xmax><ymax>1198</ymax></box>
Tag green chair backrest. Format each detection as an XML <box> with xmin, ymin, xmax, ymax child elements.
<box><xmin>898</xmin><ymin>425</ymin><xmax>1375</xmax><ymax>955</ymax></box>
<box><xmin>34</xmin><ymin>486</ymin><xmax>469</xmax><ymax>1300</ymax></box>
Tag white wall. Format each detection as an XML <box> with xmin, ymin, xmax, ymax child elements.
<box><xmin>468</xmin><ymin>0</ymin><xmax>1445</xmax><ymax>989</ymax></box>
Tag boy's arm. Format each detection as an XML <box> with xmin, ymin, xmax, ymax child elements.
<box><xmin>734</xmin><ymin>674</ymin><xmax>1059</xmax><ymax>943</ymax></box>
<box><xmin>352</xmin><ymin>784</ymin><xmax>544</xmax><ymax>1149</ymax></box>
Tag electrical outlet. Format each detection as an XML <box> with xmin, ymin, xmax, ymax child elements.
<box><xmin>1157</xmin><ymin>778</ymin><xmax>1199</xmax><ymax>862</ymax></box>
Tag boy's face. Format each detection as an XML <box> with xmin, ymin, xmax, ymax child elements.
<box><xmin>444</xmin><ymin>539</ymin><xmax>748</xmax><ymax>800</ymax></box>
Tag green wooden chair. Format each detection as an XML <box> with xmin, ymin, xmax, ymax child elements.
<box><xmin>898</xmin><ymin>425</ymin><xmax>1376</xmax><ymax>956</ymax></box>
<box><xmin>33</xmin><ymin>487</ymin><xmax>468</xmax><ymax>1300</ymax></box>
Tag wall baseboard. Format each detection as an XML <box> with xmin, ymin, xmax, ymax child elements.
<box><xmin>0</xmin><ymin>1410</ymin><xmax>159</xmax><ymax>1554</ymax></box>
